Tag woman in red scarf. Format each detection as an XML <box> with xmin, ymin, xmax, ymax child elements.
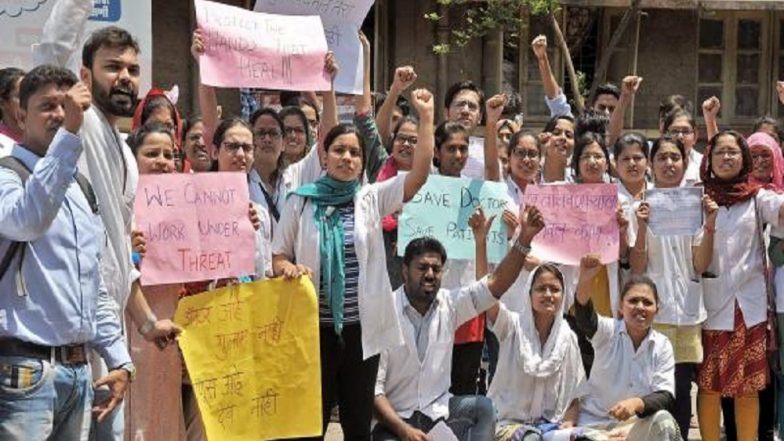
<box><xmin>132</xmin><ymin>88</ymin><xmax>185</xmax><ymax>171</ymax></box>
<box><xmin>697</xmin><ymin>130</ymin><xmax>784</xmax><ymax>441</ymax></box>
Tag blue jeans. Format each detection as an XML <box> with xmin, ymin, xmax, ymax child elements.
<box><xmin>372</xmin><ymin>395</ymin><xmax>496</xmax><ymax>441</ymax></box>
<box><xmin>88</xmin><ymin>388</ymin><xmax>124</xmax><ymax>441</ymax></box>
<box><xmin>0</xmin><ymin>355</ymin><xmax>93</xmax><ymax>440</ymax></box>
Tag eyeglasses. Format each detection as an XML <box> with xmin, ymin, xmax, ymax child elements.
<box><xmin>395</xmin><ymin>135</ymin><xmax>418</xmax><ymax>146</ymax></box>
<box><xmin>284</xmin><ymin>126</ymin><xmax>306</xmax><ymax>136</ymax></box>
<box><xmin>222</xmin><ymin>142</ymin><xmax>253</xmax><ymax>154</ymax></box>
<box><xmin>668</xmin><ymin>128</ymin><xmax>694</xmax><ymax>137</ymax></box>
<box><xmin>254</xmin><ymin>129</ymin><xmax>282</xmax><ymax>139</ymax></box>
<box><xmin>751</xmin><ymin>153</ymin><xmax>771</xmax><ymax>162</ymax></box>
<box><xmin>511</xmin><ymin>148</ymin><xmax>540</xmax><ymax>160</ymax></box>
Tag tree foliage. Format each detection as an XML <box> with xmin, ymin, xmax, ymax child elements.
<box><xmin>426</xmin><ymin>0</ymin><xmax>560</xmax><ymax>54</ymax></box>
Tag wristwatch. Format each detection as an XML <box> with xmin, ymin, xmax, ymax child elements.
<box><xmin>117</xmin><ymin>363</ymin><xmax>136</xmax><ymax>382</ymax></box>
<box><xmin>513</xmin><ymin>241</ymin><xmax>531</xmax><ymax>256</ymax></box>
<box><xmin>138</xmin><ymin>315</ymin><xmax>157</xmax><ymax>337</ymax></box>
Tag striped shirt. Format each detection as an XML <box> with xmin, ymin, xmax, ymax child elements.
<box><xmin>319</xmin><ymin>203</ymin><xmax>361</xmax><ymax>324</ymax></box>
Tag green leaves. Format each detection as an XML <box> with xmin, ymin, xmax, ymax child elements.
<box><xmin>427</xmin><ymin>0</ymin><xmax>560</xmax><ymax>54</ymax></box>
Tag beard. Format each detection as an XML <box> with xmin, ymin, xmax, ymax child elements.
<box><xmin>92</xmin><ymin>81</ymin><xmax>138</xmax><ymax>118</ymax></box>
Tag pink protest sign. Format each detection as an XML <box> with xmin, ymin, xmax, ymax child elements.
<box><xmin>134</xmin><ymin>173</ymin><xmax>256</xmax><ymax>285</ymax></box>
<box><xmin>195</xmin><ymin>0</ymin><xmax>330</xmax><ymax>91</ymax></box>
<box><xmin>524</xmin><ymin>184</ymin><xmax>619</xmax><ymax>265</ymax></box>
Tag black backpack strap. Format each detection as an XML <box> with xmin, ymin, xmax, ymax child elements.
<box><xmin>0</xmin><ymin>156</ymin><xmax>98</xmax><ymax>283</ymax></box>
<box><xmin>0</xmin><ymin>157</ymin><xmax>29</xmax><ymax>281</ymax></box>
<box><xmin>74</xmin><ymin>173</ymin><xmax>99</xmax><ymax>214</ymax></box>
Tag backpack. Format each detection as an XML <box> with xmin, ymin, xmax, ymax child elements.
<box><xmin>0</xmin><ymin>156</ymin><xmax>98</xmax><ymax>281</ymax></box>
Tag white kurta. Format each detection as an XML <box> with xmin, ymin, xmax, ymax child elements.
<box><xmin>272</xmin><ymin>174</ymin><xmax>407</xmax><ymax>359</ymax></box>
<box><xmin>702</xmin><ymin>190</ymin><xmax>784</xmax><ymax>330</ymax></box>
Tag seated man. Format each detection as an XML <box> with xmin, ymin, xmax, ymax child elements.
<box><xmin>550</xmin><ymin>255</ymin><xmax>679</xmax><ymax>441</ymax></box>
<box><xmin>0</xmin><ymin>65</ymin><xmax>133</xmax><ymax>439</ymax></box>
<box><xmin>372</xmin><ymin>206</ymin><xmax>545</xmax><ymax>441</ymax></box>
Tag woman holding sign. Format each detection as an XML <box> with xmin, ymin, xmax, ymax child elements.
<box><xmin>695</xmin><ymin>130</ymin><xmax>784</xmax><ymax>441</ymax></box>
<box><xmin>566</xmin><ymin>131</ymin><xmax>630</xmax><ymax>376</ymax></box>
<box><xmin>540</xmin><ymin>115</ymin><xmax>576</xmax><ymax>184</ymax></box>
<box><xmin>125</xmin><ymin>122</ymin><xmax>186</xmax><ymax>440</ymax></box>
<box><xmin>191</xmin><ymin>29</ymin><xmax>338</xmax><ymax>225</ymax></box>
<box><xmin>628</xmin><ymin>135</ymin><xmax>718</xmax><ymax>438</ymax></box>
<box><xmin>271</xmin><ymin>89</ymin><xmax>436</xmax><ymax>439</ymax></box>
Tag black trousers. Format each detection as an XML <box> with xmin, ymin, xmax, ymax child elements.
<box><xmin>297</xmin><ymin>323</ymin><xmax>379</xmax><ymax>441</ymax></box>
<box><xmin>450</xmin><ymin>341</ymin><xmax>484</xmax><ymax>395</ymax></box>
<box><xmin>721</xmin><ymin>381</ymin><xmax>775</xmax><ymax>441</ymax></box>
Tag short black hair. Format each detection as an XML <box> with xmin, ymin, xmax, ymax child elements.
<box><xmin>18</xmin><ymin>64</ymin><xmax>77</xmax><ymax>110</ymax></box>
<box><xmin>279</xmin><ymin>105</ymin><xmax>313</xmax><ymax>146</ymax></box>
<box><xmin>662</xmin><ymin>108</ymin><xmax>696</xmax><ymax>134</ymax></box>
<box><xmin>279</xmin><ymin>91</ymin><xmax>302</xmax><ymax>107</ymax></box>
<box><xmin>592</xmin><ymin>83</ymin><xmax>620</xmax><ymax>103</ymax></box>
<box><xmin>575</xmin><ymin>108</ymin><xmax>609</xmax><ymax>140</ymax></box>
<box><xmin>543</xmin><ymin>114</ymin><xmax>574</xmax><ymax>134</ymax></box>
<box><xmin>434</xmin><ymin>121</ymin><xmax>468</xmax><ymax>151</ymax></box>
<box><xmin>444</xmin><ymin>80</ymin><xmax>485</xmax><ymax>114</ymax></box>
<box><xmin>613</xmin><ymin>132</ymin><xmax>648</xmax><ymax>160</ymax></box>
<box><xmin>658</xmin><ymin>94</ymin><xmax>693</xmax><ymax>122</ymax></box>
<box><xmin>403</xmin><ymin>237</ymin><xmax>447</xmax><ymax>266</ymax></box>
<box><xmin>212</xmin><ymin>117</ymin><xmax>252</xmax><ymax>149</ymax></box>
<box><xmin>0</xmin><ymin>67</ymin><xmax>25</xmax><ymax>120</ymax></box>
<box><xmin>128</xmin><ymin>121</ymin><xmax>175</xmax><ymax>157</ymax></box>
<box><xmin>82</xmin><ymin>26</ymin><xmax>140</xmax><ymax>69</ymax></box>
<box><xmin>571</xmin><ymin>131</ymin><xmax>609</xmax><ymax>179</ymax></box>
<box><xmin>620</xmin><ymin>274</ymin><xmax>659</xmax><ymax>304</ymax></box>
<box><xmin>650</xmin><ymin>135</ymin><xmax>685</xmax><ymax>164</ymax></box>
<box><xmin>752</xmin><ymin>115</ymin><xmax>784</xmax><ymax>142</ymax></box>
<box><xmin>250</xmin><ymin>107</ymin><xmax>284</xmax><ymax>133</ymax></box>
<box><xmin>182</xmin><ymin>116</ymin><xmax>202</xmax><ymax>144</ymax></box>
<box><xmin>501</xmin><ymin>92</ymin><xmax>523</xmax><ymax>120</ymax></box>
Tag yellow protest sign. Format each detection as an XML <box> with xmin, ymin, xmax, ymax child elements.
<box><xmin>174</xmin><ymin>277</ymin><xmax>322</xmax><ymax>440</ymax></box>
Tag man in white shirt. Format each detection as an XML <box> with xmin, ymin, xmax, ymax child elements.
<box><xmin>373</xmin><ymin>207</ymin><xmax>545</xmax><ymax>441</ymax></box>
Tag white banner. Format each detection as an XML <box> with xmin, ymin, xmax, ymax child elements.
<box><xmin>0</xmin><ymin>0</ymin><xmax>153</xmax><ymax>93</ymax></box>
<box><xmin>253</xmin><ymin>0</ymin><xmax>374</xmax><ymax>95</ymax></box>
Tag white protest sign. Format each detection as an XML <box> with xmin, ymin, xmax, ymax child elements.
<box><xmin>253</xmin><ymin>0</ymin><xmax>374</xmax><ymax>95</ymax></box>
<box><xmin>0</xmin><ymin>0</ymin><xmax>153</xmax><ymax>94</ymax></box>
<box><xmin>461</xmin><ymin>136</ymin><xmax>485</xmax><ymax>180</ymax></box>
<box><xmin>645</xmin><ymin>187</ymin><xmax>703</xmax><ymax>236</ymax></box>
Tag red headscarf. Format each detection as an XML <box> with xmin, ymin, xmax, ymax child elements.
<box><xmin>132</xmin><ymin>88</ymin><xmax>187</xmax><ymax>170</ymax></box>
<box><xmin>700</xmin><ymin>130</ymin><xmax>761</xmax><ymax>207</ymax></box>
<box><xmin>747</xmin><ymin>131</ymin><xmax>784</xmax><ymax>192</ymax></box>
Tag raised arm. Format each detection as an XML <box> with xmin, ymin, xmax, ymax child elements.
<box><xmin>532</xmin><ymin>35</ymin><xmax>560</xmax><ymax>100</ymax></box>
<box><xmin>319</xmin><ymin>53</ymin><xmax>340</xmax><ymax>138</ymax></box>
<box><xmin>608</xmin><ymin>76</ymin><xmax>642</xmax><ymax>146</ymax></box>
<box><xmin>701</xmin><ymin>96</ymin><xmax>720</xmax><ymax>142</ymax></box>
<box><xmin>354</xmin><ymin>31</ymin><xmax>387</xmax><ymax>182</ymax></box>
<box><xmin>693</xmin><ymin>195</ymin><xmax>718</xmax><ymax>274</ymax></box>
<box><xmin>468</xmin><ymin>207</ymin><xmax>499</xmax><ymax>321</ymax></box>
<box><xmin>630</xmin><ymin>202</ymin><xmax>649</xmax><ymax>275</ymax></box>
<box><xmin>575</xmin><ymin>254</ymin><xmax>603</xmax><ymax>307</ymax></box>
<box><xmin>377</xmin><ymin>66</ymin><xmax>417</xmax><ymax>146</ymax></box>
<box><xmin>486</xmin><ymin>206</ymin><xmax>544</xmax><ymax>298</ymax></box>
<box><xmin>0</xmin><ymin>84</ymin><xmax>90</xmax><ymax>241</ymax></box>
<box><xmin>191</xmin><ymin>29</ymin><xmax>220</xmax><ymax>148</ymax></box>
<box><xmin>483</xmin><ymin>94</ymin><xmax>506</xmax><ymax>182</ymax></box>
<box><xmin>403</xmin><ymin>89</ymin><xmax>435</xmax><ymax>201</ymax></box>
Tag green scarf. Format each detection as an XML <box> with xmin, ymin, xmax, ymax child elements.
<box><xmin>293</xmin><ymin>176</ymin><xmax>361</xmax><ymax>335</ymax></box>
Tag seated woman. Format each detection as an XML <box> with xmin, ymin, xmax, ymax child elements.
<box><xmin>553</xmin><ymin>255</ymin><xmax>679</xmax><ymax>441</ymax></box>
<box><xmin>468</xmin><ymin>207</ymin><xmax>584</xmax><ymax>441</ymax></box>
